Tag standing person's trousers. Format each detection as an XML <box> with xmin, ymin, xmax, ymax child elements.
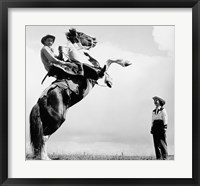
<box><xmin>152</xmin><ymin>133</ymin><xmax>168</xmax><ymax>160</ymax></box>
<box><xmin>151</xmin><ymin>120</ymin><xmax>168</xmax><ymax>160</ymax></box>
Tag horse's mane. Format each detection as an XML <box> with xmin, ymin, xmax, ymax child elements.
<box><xmin>65</xmin><ymin>28</ymin><xmax>78</xmax><ymax>44</ymax></box>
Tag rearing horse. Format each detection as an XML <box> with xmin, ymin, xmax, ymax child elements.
<box><xmin>29</xmin><ymin>29</ymin><xmax>131</xmax><ymax>160</ymax></box>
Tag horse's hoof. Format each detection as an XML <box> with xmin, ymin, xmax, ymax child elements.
<box><xmin>41</xmin><ymin>156</ymin><xmax>52</xmax><ymax>160</ymax></box>
<box><xmin>105</xmin><ymin>79</ymin><xmax>112</xmax><ymax>88</ymax></box>
<box><xmin>41</xmin><ymin>153</ymin><xmax>52</xmax><ymax>160</ymax></box>
<box><xmin>106</xmin><ymin>82</ymin><xmax>112</xmax><ymax>88</ymax></box>
<box><xmin>45</xmin><ymin>157</ymin><xmax>52</xmax><ymax>161</ymax></box>
<box><xmin>124</xmin><ymin>60</ymin><xmax>132</xmax><ymax>67</ymax></box>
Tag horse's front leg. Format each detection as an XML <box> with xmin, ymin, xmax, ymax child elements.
<box><xmin>102</xmin><ymin>59</ymin><xmax>131</xmax><ymax>88</ymax></box>
<box><xmin>104</xmin><ymin>73</ymin><xmax>113</xmax><ymax>88</ymax></box>
<box><xmin>106</xmin><ymin>59</ymin><xmax>132</xmax><ymax>69</ymax></box>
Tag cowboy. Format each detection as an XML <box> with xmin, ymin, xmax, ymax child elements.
<box><xmin>151</xmin><ymin>96</ymin><xmax>168</xmax><ymax>160</ymax></box>
<box><xmin>41</xmin><ymin>34</ymin><xmax>107</xmax><ymax>82</ymax></box>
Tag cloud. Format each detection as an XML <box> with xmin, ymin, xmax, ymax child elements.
<box><xmin>152</xmin><ymin>26</ymin><xmax>175</xmax><ymax>57</ymax></box>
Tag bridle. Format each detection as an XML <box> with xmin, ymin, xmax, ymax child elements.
<box><xmin>66</xmin><ymin>29</ymin><xmax>97</xmax><ymax>50</ymax></box>
<box><xmin>77</xmin><ymin>32</ymin><xmax>97</xmax><ymax>49</ymax></box>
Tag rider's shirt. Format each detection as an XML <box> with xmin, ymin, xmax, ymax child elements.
<box><xmin>41</xmin><ymin>46</ymin><xmax>64</xmax><ymax>72</ymax></box>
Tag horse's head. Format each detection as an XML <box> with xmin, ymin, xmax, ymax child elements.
<box><xmin>66</xmin><ymin>28</ymin><xmax>97</xmax><ymax>50</ymax></box>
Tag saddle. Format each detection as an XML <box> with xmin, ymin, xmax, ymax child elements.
<box><xmin>41</xmin><ymin>64</ymin><xmax>83</xmax><ymax>84</ymax></box>
<box><xmin>41</xmin><ymin>62</ymin><xmax>101</xmax><ymax>84</ymax></box>
<box><xmin>40</xmin><ymin>79</ymin><xmax>79</xmax><ymax>100</ymax></box>
<box><xmin>53</xmin><ymin>79</ymin><xmax>79</xmax><ymax>94</ymax></box>
<box><xmin>50</xmin><ymin>63</ymin><xmax>83</xmax><ymax>78</ymax></box>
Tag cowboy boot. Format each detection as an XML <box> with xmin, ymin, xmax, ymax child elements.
<box><xmin>98</xmin><ymin>65</ymin><xmax>107</xmax><ymax>78</ymax></box>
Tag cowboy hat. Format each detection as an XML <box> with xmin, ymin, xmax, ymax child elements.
<box><xmin>41</xmin><ymin>34</ymin><xmax>55</xmax><ymax>45</ymax></box>
<box><xmin>152</xmin><ymin>96</ymin><xmax>166</xmax><ymax>106</ymax></box>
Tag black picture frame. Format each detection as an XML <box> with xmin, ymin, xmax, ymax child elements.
<box><xmin>0</xmin><ymin>0</ymin><xmax>199</xmax><ymax>185</ymax></box>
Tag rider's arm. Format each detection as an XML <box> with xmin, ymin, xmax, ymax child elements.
<box><xmin>42</xmin><ymin>46</ymin><xmax>66</xmax><ymax>66</ymax></box>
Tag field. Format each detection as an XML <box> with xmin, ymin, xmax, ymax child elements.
<box><xmin>26</xmin><ymin>153</ymin><xmax>174</xmax><ymax>160</ymax></box>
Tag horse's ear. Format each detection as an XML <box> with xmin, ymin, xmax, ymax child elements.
<box><xmin>69</xmin><ymin>28</ymin><xmax>77</xmax><ymax>36</ymax></box>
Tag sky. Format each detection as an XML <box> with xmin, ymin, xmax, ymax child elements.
<box><xmin>26</xmin><ymin>25</ymin><xmax>174</xmax><ymax>156</ymax></box>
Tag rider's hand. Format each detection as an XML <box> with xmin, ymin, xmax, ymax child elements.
<box><xmin>65</xmin><ymin>62</ymin><xmax>77</xmax><ymax>69</ymax></box>
<box><xmin>71</xmin><ymin>63</ymin><xmax>78</xmax><ymax>68</ymax></box>
<box><xmin>58</xmin><ymin>46</ymin><xmax>63</xmax><ymax>52</ymax></box>
<box><xmin>84</xmin><ymin>52</ymin><xmax>89</xmax><ymax>56</ymax></box>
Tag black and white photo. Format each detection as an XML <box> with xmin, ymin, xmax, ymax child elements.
<box><xmin>26</xmin><ymin>25</ymin><xmax>174</xmax><ymax>160</ymax></box>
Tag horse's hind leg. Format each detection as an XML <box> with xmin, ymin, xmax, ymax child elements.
<box><xmin>30</xmin><ymin>103</ymin><xmax>51</xmax><ymax>160</ymax></box>
<box><xmin>41</xmin><ymin>135</ymin><xmax>51</xmax><ymax>160</ymax></box>
<box><xmin>38</xmin><ymin>88</ymin><xmax>68</xmax><ymax>160</ymax></box>
<box><xmin>29</xmin><ymin>104</ymin><xmax>44</xmax><ymax>160</ymax></box>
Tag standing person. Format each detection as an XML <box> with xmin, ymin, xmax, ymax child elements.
<box><xmin>151</xmin><ymin>96</ymin><xmax>168</xmax><ymax>160</ymax></box>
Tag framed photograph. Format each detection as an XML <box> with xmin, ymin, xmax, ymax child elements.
<box><xmin>0</xmin><ymin>0</ymin><xmax>199</xmax><ymax>185</ymax></box>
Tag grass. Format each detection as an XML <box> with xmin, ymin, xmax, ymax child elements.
<box><xmin>26</xmin><ymin>153</ymin><xmax>174</xmax><ymax>160</ymax></box>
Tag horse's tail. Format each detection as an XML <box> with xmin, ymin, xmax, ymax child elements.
<box><xmin>29</xmin><ymin>103</ymin><xmax>44</xmax><ymax>157</ymax></box>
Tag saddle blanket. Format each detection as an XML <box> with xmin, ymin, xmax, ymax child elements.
<box><xmin>40</xmin><ymin>79</ymin><xmax>79</xmax><ymax>99</ymax></box>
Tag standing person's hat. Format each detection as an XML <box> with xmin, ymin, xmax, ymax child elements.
<box><xmin>41</xmin><ymin>35</ymin><xmax>55</xmax><ymax>45</ymax></box>
<box><xmin>152</xmin><ymin>96</ymin><xmax>166</xmax><ymax>106</ymax></box>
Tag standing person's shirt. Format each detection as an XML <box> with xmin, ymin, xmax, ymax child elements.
<box><xmin>152</xmin><ymin>107</ymin><xmax>168</xmax><ymax>125</ymax></box>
